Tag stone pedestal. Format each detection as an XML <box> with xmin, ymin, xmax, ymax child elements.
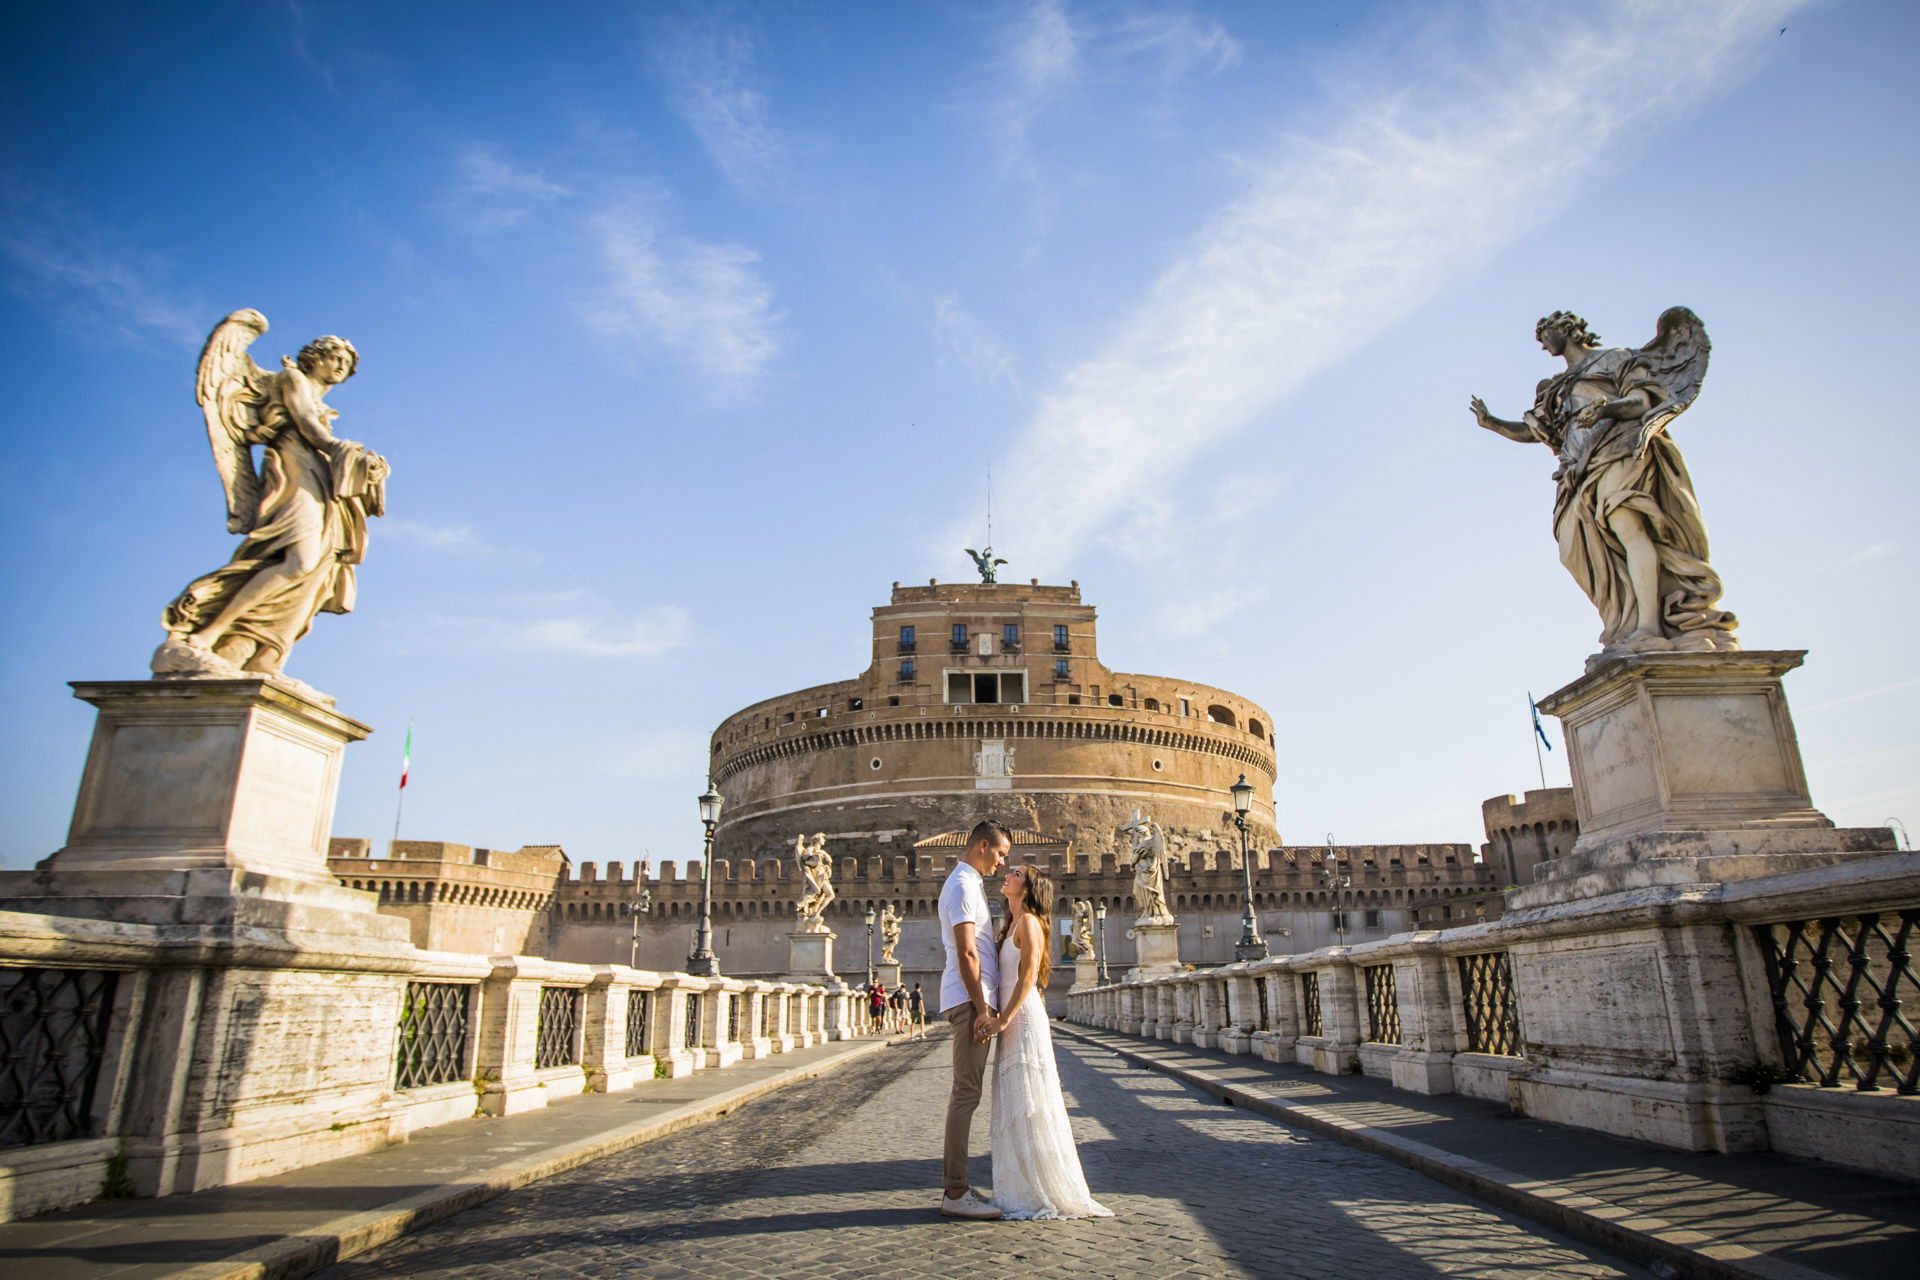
<box><xmin>1515</xmin><ymin>651</ymin><xmax>1894</xmax><ymax>908</ymax></box>
<box><xmin>1127</xmin><ymin>919</ymin><xmax>1183</xmax><ymax>980</ymax></box>
<box><xmin>1072</xmin><ymin>957</ymin><xmax>1100</xmax><ymax>990</ymax></box>
<box><xmin>786</xmin><ymin>929</ymin><xmax>838</xmax><ymax>984</ymax></box>
<box><xmin>0</xmin><ymin>678</ymin><xmax>409</xmax><ymax>951</ymax></box>
<box><xmin>875</xmin><ymin>961</ymin><xmax>901</xmax><ymax>988</ymax></box>
<box><xmin>48</xmin><ymin>679</ymin><xmax>370</xmax><ymax>881</ymax></box>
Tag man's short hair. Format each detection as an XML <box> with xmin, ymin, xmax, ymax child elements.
<box><xmin>968</xmin><ymin>819</ymin><xmax>1013</xmax><ymax>851</ymax></box>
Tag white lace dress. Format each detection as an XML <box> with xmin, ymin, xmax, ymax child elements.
<box><xmin>989</xmin><ymin>934</ymin><xmax>1114</xmax><ymax>1220</ymax></box>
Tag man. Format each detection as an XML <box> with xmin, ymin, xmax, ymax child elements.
<box><xmin>937</xmin><ymin>818</ymin><xmax>1011</xmax><ymax>1219</ymax></box>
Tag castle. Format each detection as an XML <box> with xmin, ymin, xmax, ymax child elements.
<box><xmin>329</xmin><ymin>577</ymin><xmax>1567</xmax><ymax>993</ymax></box>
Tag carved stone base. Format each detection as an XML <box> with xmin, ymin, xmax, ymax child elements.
<box><xmin>45</xmin><ymin>678</ymin><xmax>370</xmax><ymax>883</ymax></box>
<box><xmin>1072</xmin><ymin>957</ymin><xmax>1100</xmax><ymax>990</ymax></box>
<box><xmin>1128</xmin><ymin>921</ymin><xmax>1183</xmax><ymax>980</ymax></box>
<box><xmin>1520</xmin><ymin>650</ymin><xmax>1894</xmax><ymax>906</ymax></box>
<box><xmin>874</xmin><ymin>961</ymin><xmax>901</xmax><ymax>988</ymax></box>
<box><xmin>786</xmin><ymin>929</ymin><xmax>838</xmax><ymax>983</ymax></box>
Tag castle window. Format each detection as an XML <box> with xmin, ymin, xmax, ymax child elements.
<box><xmin>898</xmin><ymin>625</ymin><xmax>915</xmax><ymax>652</ymax></box>
<box><xmin>1107</xmin><ymin>693</ymin><xmax>1124</xmax><ymax>707</ymax></box>
<box><xmin>870</xmin><ymin>758</ymin><xmax>882</xmax><ymax>770</ymax></box>
<box><xmin>1054</xmin><ymin>658</ymin><xmax>1070</xmax><ymax>680</ymax></box>
<box><xmin>899</xmin><ymin>659</ymin><xmax>916</xmax><ymax>682</ymax></box>
<box><xmin>887</xmin><ymin>696</ymin><xmax>900</xmax><ymax>707</ymax></box>
<box><xmin>1207</xmin><ymin>705</ymin><xmax>1237</xmax><ymax>728</ymax></box>
<box><xmin>1068</xmin><ymin>694</ymin><xmax>1081</xmax><ymax>705</ymax></box>
<box><xmin>849</xmin><ymin>697</ymin><xmax>863</xmax><ymax>711</ymax></box>
<box><xmin>1364</xmin><ymin>909</ymin><xmax>1381</xmax><ymax>928</ymax></box>
<box><xmin>946</xmin><ymin>670</ymin><xmax>1025</xmax><ymax>705</ymax></box>
<box><xmin>1248</xmin><ymin>718</ymin><xmax>1265</xmax><ymax>738</ymax></box>
<box><xmin>1179</xmin><ymin>697</ymin><xmax>1191</xmax><ymax>717</ymax></box>
<box><xmin>950</xmin><ymin>623</ymin><xmax>969</xmax><ymax>650</ymax></box>
<box><xmin>1053</xmin><ymin>624</ymin><xmax>1069</xmax><ymax>651</ymax></box>
<box><xmin>1144</xmin><ymin>698</ymin><xmax>1159</xmax><ymax>712</ymax></box>
<box><xmin>1002</xmin><ymin>623</ymin><xmax>1019</xmax><ymax>649</ymax></box>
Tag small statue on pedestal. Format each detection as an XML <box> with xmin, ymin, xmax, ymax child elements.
<box><xmin>878</xmin><ymin>901</ymin><xmax>901</xmax><ymax>964</ymax></box>
<box><xmin>1071</xmin><ymin>899</ymin><xmax>1096</xmax><ymax>958</ymax></box>
<box><xmin>1122</xmin><ymin>811</ymin><xmax>1174</xmax><ymax>925</ymax></box>
<box><xmin>794</xmin><ymin>833</ymin><xmax>835</xmax><ymax>930</ymax></box>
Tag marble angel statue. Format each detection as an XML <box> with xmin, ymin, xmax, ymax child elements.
<box><xmin>1070</xmin><ymin>898</ymin><xmax>1096</xmax><ymax>959</ymax></box>
<box><xmin>1122</xmin><ymin>814</ymin><xmax>1173</xmax><ymax>925</ymax></box>
<box><xmin>878</xmin><ymin>901</ymin><xmax>902</xmax><ymax>964</ymax></box>
<box><xmin>794</xmin><ymin>832</ymin><xmax>835</xmax><ymax>927</ymax></box>
<box><xmin>1470</xmin><ymin>307</ymin><xmax>1738</xmax><ymax>663</ymax></box>
<box><xmin>152</xmin><ymin>309</ymin><xmax>389</xmax><ymax>685</ymax></box>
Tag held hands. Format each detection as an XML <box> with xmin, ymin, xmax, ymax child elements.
<box><xmin>973</xmin><ymin>1008</ymin><xmax>1001</xmax><ymax>1042</ymax></box>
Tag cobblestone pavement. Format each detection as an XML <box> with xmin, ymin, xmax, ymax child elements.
<box><xmin>315</xmin><ymin>1036</ymin><xmax>1645</xmax><ymax>1280</ymax></box>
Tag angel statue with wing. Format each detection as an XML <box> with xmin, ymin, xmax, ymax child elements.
<box><xmin>965</xmin><ymin>546</ymin><xmax>1007</xmax><ymax>584</ymax></box>
<box><xmin>1470</xmin><ymin>307</ymin><xmax>1738</xmax><ymax>663</ymax></box>
<box><xmin>152</xmin><ymin>309</ymin><xmax>389</xmax><ymax>686</ymax></box>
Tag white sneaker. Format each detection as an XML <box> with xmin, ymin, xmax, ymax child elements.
<box><xmin>939</xmin><ymin>1188</ymin><xmax>1002</xmax><ymax>1219</ymax></box>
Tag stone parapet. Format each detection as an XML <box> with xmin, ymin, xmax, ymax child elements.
<box><xmin>1065</xmin><ymin>849</ymin><xmax>1920</xmax><ymax>1183</ymax></box>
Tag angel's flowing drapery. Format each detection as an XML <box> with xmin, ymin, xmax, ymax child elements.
<box><xmin>990</xmin><ymin>934</ymin><xmax>1113</xmax><ymax>1221</ymax></box>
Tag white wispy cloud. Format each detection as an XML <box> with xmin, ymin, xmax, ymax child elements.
<box><xmin>439</xmin><ymin>143</ymin><xmax>570</xmax><ymax>235</ymax></box>
<box><xmin>1801</xmin><ymin>677</ymin><xmax>1920</xmax><ymax>714</ymax></box>
<box><xmin>416</xmin><ymin>592</ymin><xmax>690</xmax><ymax>660</ymax></box>
<box><xmin>961</xmin><ymin>0</ymin><xmax>1807</xmax><ymax>576</ymax></box>
<box><xmin>581</xmin><ymin>201</ymin><xmax>783</xmax><ymax>384</ymax></box>
<box><xmin>990</xmin><ymin>0</ymin><xmax>1082</xmax><ymax>177</ymax></box>
<box><xmin>284</xmin><ymin>0</ymin><xmax>338</xmax><ymax>94</ymax></box>
<box><xmin>986</xmin><ymin>0</ymin><xmax>1239</xmax><ymax>176</ymax></box>
<box><xmin>381</xmin><ymin>519</ymin><xmax>541</xmax><ymax>561</ymax></box>
<box><xmin>1842</xmin><ymin>542</ymin><xmax>1896</xmax><ymax>567</ymax></box>
<box><xmin>647</xmin><ymin>14</ymin><xmax>786</xmax><ymax>193</ymax></box>
<box><xmin>932</xmin><ymin>294</ymin><xmax>1019</xmax><ymax>390</ymax></box>
<box><xmin>0</xmin><ymin>186</ymin><xmax>203</xmax><ymax>350</ymax></box>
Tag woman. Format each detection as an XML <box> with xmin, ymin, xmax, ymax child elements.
<box><xmin>869</xmin><ymin>980</ymin><xmax>887</xmax><ymax>1033</ymax></box>
<box><xmin>976</xmin><ymin>865</ymin><xmax>1113</xmax><ymax>1220</ymax></box>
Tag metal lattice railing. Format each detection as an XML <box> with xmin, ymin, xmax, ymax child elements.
<box><xmin>1756</xmin><ymin>909</ymin><xmax>1919</xmax><ymax>1094</ymax></box>
<box><xmin>624</xmin><ymin>989</ymin><xmax>650</xmax><ymax>1059</ymax></box>
<box><xmin>394</xmin><ymin>982</ymin><xmax>469</xmax><ymax>1089</ymax></box>
<box><xmin>0</xmin><ymin>968</ymin><xmax>117</xmax><ymax>1149</ymax></box>
<box><xmin>1301</xmin><ymin>971</ymin><xmax>1323</xmax><ymax>1037</ymax></box>
<box><xmin>761</xmin><ymin>992</ymin><xmax>774</xmax><ymax>1037</ymax></box>
<box><xmin>686</xmin><ymin>993</ymin><xmax>704</xmax><ymax>1048</ymax></box>
<box><xmin>1459</xmin><ymin>951</ymin><xmax>1521</xmax><ymax>1056</ymax></box>
<box><xmin>1255</xmin><ymin>978</ymin><xmax>1270</xmax><ymax>1031</ymax></box>
<box><xmin>535</xmin><ymin>986</ymin><xmax>580</xmax><ymax>1069</ymax></box>
<box><xmin>726</xmin><ymin>994</ymin><xmax>740</xmax><ymax>1044</ymax></box>
<box><xmin>1365</xmin><ymin>964</ymin><xmax>1403</xmax><ymax>1046</ymax></box>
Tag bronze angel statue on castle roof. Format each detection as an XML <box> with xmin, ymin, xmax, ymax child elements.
<box><xmin>151</xmin><ymin>309</ymin><xmax>389</xmax><ymax>689</ymax></box>
<box><xmin>1470</xmin><ymin>306</ymin><xmax>1738</xmax><ymax>665</ymax></box>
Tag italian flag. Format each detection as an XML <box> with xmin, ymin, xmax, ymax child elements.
<box><xmin>398</xmin><ymin>722</ymin><xmax>413</xmax><ymax>790</ymax></box>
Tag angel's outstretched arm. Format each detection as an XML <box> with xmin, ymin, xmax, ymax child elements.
<box><xmin>1469</xmin><ymin>397</ymin><xmax>1532</xmax><ymax>442</ymax></box>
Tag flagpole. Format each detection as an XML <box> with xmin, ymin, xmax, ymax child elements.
<box><xmin>1528</xmin><ymin>693</ymin><xmax>1547</xmax><ymax>791</ymax></box>
<box><xmin>392</xmin><ymin>717</ymin><xmax>412</xmax><ymax>851</ymax></box>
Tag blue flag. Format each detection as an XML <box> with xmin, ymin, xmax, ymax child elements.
<box><xmin>1529</xmin><ymin>694</ymin><xmax>1553</xmax><ymax>751</ymax></box>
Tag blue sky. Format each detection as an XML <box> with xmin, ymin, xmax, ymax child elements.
<box><xmin>3</xmin><ymin>0</ymin><xmax>1915</xmax><ymax>870</ymax></box>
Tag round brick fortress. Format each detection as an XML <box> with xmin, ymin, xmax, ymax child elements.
<box><xmin>709</xmin><ymin>580</ymin><xmax>1278</xmax><ymax>869</ymax></box>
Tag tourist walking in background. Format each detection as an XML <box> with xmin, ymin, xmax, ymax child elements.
<box><xmin>937</xmin><ymin>819</ymin><xmax>1011</xmax><ymax>1218</ymax></box>
<box><xmin>908</xmin><ymin>983</ymin><xmax>926</xmax><ymax>1040</ymax></box>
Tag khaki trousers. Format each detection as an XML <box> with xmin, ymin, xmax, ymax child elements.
<box><xmin>943</xmin><ymin>1004</ymin><xmax>993</xmax><ymax>1190</ymax></box>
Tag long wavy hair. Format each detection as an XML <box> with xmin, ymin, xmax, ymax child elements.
<box><xmin>996</xmin><ymin>864</ymin><xmax>1056</xmax><ymax>990</ymax></box>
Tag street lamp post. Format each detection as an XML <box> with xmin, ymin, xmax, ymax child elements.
<box><xmin>1094</xmin><ymin>900</ymin><xmax>1109</xmax><ymax>984</ymax></box>
<box><xmin>865</xmin><ymin>906</ymin><xmax>877</xmax><ymax>989</ymax></box>
<box><xmin>685</xmin><ymin>784</ymin><xmax>723</xmax><ymax>976</ymax></box>
<box><xmin>1321</xmin><ymin>832</ymin><xmax>1351</xmax><ymax>949</ymax></box>
<box><xmin>1231</xmin><ymin>774</ymin><xmax>1266</xmax><ymax>962</ymax></box>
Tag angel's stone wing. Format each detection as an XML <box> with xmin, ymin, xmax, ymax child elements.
<box><xmin>1636</xmin><ymin>306</ymin><xmax>1712</xmax><ymax>445</ymax></box>
<box><xmin>195</xmin><ymin>309</ymin><xmax>275</xmax><ymax>534</ymax></box>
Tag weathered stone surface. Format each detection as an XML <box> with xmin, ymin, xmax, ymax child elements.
<box><xmin>44</xmin><ymin>678</ymin><xmax>370</xmax><ymax>883</ymax></box>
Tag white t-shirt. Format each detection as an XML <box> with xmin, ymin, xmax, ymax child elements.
<box><xmin>937</xmin><ymin>861</ymin><xmax>1000</xmax><ymax>1014</ymax></box>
